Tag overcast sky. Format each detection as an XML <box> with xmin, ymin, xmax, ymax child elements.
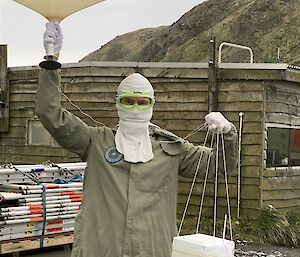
<box><xmin>0</xmin><ymin>0</ymin><xmax>205</xmax><ymax>67</ymax></box>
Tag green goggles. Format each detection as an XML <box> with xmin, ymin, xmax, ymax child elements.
<box><xmin>116</xmin><ymin>92</ymin><xmax>155</xmax><ymax>111</ymax></box>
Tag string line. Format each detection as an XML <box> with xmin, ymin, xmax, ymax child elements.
<box><xmin>55</xmin><ymin>84</ymin><xmax>106</xmax><ymax>127</ymax></box>
<box><xmin>196</xmin><ymin>133</ymin><xmax>215</xmax><ymax>233</ymax></box>
<box><xmin>221</xmin><ymin>133</ymin><xmax>233</xmax><ymax>240</ymax></box>
<box><xmin>177</xmin><ymin>129</ymin><xmax>210</xmax><ymax>236</ymax></box>
<box><xmin>213</xmin><ymin>132</ymin><xmax>219</xmax><ymax>237</ymax></box>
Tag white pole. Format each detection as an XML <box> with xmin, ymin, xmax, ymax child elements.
<box><xmin>238</xmin><ymin>112</ymin><xmax>244</xmax><ymax>218</ymax></box>
<box><xmin>222</xmin><ymin>214</ymin><xmax>227</xmax><ymax>240</ymax></box>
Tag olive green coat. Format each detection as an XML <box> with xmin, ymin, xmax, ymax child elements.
<box><xmin>36</xmin><ymin>69</ymin><xmax>238</xmax><ymax>257</ymax></box>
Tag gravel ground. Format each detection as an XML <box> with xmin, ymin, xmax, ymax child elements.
<box><xmin>2</xmin><ymin>242</ymin><xmax>299</xmax><ymax>257</ymax></box>
<box><xmin>235</xmin><ymin>242</ymin><xmax>300</xmax><ymax>257</ymax></box>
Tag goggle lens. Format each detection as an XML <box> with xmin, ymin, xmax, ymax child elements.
<box><xmin>119</xmin><ymin>97</ymin><xmax>152</xmax><ymax>106</ymax></box>
<box><xmin>117</xmin><ymin>93</ymin><xmax>155</xmax><ymax>111</ymax></box>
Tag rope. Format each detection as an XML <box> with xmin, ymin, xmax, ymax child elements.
<box><xmin>196</xmin><ymin>133</ymin><xmax>215</xmax><ymax>233</ymax></box>
<box><xmin>0</xmin><ymin>105</ymin><xmax>5</xmax><ymax>164</ymax></box>
<box><xmin>156</xmin><ymin>123</ymin><xmax>208</xmax><ymax>144</ymax></box>
<box><xmin>178</xmin><ymin>127</ymin><xmax>234</xmax><ymax>239</ymax></box>
<box><xmin>177</xmin><ymin>128</ymin><xmax>210</xmax><ymax>236</ymax></box>
<box><xmin>57</xmin><ymin>79</ymin><xmax>209</xmax><ymax>144</ymax></box>
<box><xmin>10</xmin><ymin>164</ymin><xmax>47</xmax><ymax>247</ymax></box>
<box><xmin>10</xmin><ymin>164</ymin><xmax>40</xmax><ymax>184</ymax></box>
<box><xmin>45</xmin><ymin>161</ymin><xmax>83</xmax><ymax>183</ymax></box>
<box><xmin>213</xmin><ymin>132</ymin><xmax>219</xmax><ymax>237</ymax></box>
<box><xmin>221</xmin><ymin>133</ymin><xmax>233</xmax><ymax>240</ymax></box>
<box><xmin>40</xmin><ymin>185</ymin><xmax>47</xmax><ymax>248</ymax></box>
<box><xmin>55</xmin><ymin>83</ymin><xmax>106</xmax><ymax>127</ymax></box>
<box><xmin>50</xmin><ymin>75</ymin><xmax>236</xmax><ymax>239</ymax></box>
<box><xmin>183</xmin><ymin>123</ymin><xmax>208</xmax><ymax>140</ymax></box>
<box><xmin>54</xmin><ymin>174</ymin><xmax>83</xmax><ymax>184</ymax></box>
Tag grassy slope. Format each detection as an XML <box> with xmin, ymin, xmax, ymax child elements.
<box><xmin>81</xmin><ymin>27</ymin><xmax>166</xmax><ymax>62</ymax></box>
<box><xmin>82</xmin><ymin>0</ymin><xmax>300</xmax><ymax>65</ymax></box>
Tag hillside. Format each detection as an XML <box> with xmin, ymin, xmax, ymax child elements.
<box><xmin>81</xmin><ymin>0</ymin><xmax>300</xmax><ymax>65</ymax></box>
<box><xmin>82</xmin><ymin>27</ymin><xmax>166</xmax><ymax>62</ymax></box>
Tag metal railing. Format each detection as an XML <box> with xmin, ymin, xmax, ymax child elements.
<box><xmin>218</xmin><ymin>42</ymin><xmax>254</xmax><ymax>63</ymax></box>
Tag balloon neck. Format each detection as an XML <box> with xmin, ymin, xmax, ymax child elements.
<box><xmin>47</xmin><ymin>17</ymin><xmax>62</xmax><ymax>23</ymax></box>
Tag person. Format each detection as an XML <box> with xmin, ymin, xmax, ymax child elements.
<box><xmin>36</xmin><ymin>22</ymin><xmax>238</xmax><ymax>257</ymax></box>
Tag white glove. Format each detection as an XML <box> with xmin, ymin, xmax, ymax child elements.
<box><xmin>205</xmin><ymin>112</ymin><xmax>231</xmax><ymax>133</ymax></box>
<box><xmin>43</xmin><ymin>22</ymin><xmax>63</xmax><ymax>56</ymax></box>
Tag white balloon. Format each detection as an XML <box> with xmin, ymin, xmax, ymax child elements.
<box><xmin>13</xmin><ymin>0</ymin><xmax>105</xmax><ymax>22</ymax></box>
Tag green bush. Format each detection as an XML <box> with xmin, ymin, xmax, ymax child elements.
<box><xmin>251</xmin><ymin>205</ymin><xmax>300</xmax><ymax>247</ymax></box>
<box><xmin>177</xmin><ymin>205</ymin><xmax>300</xmax><ymax>247</ymax></box>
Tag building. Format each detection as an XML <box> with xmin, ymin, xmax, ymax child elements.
<box><xmin>1</xmin><ymin>45</ymin><xmax>300</xmax><ymax>220</ymax></box>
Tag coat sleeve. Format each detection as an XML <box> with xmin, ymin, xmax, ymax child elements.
<box><xmin>35</xmin><ymin>69</ymin><xmax>91</xmax><ymax>160</ymax></box>
<box><xmin>179</xmin><ymin>124</ymin><xmax>238</xmax><ymax>179</ymax></box>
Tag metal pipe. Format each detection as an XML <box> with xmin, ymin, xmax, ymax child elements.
<box><xmin>218</xmin><ymin>42</ymin><xmax>254</xmax><ymax>63</ymax></box>
<box><xmin>237</xmin><ymin>112</ymin><xmax>244</xmax><ymax>218</ymax></box>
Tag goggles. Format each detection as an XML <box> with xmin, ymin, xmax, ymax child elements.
<box><xmin>116</xmin><ymin>92</ymin><xmax>155</xmax><ymax>111</ymax></box>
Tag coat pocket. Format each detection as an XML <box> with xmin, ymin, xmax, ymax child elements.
<box><xmin>160</xmin><ymin>141</ymin><xmax>183</xmax><ymax>156</ymax></box>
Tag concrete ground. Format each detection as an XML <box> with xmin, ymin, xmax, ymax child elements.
<box><xmin>2</xmin><ymin>243</ymin><xmax>299</xmax><ymax>257</ymax></box>
<box><xmin>1</xmin><ymin>246</ymin><xmax>72</xmax><ymax>257</ymax></box>
<box><xmin>23</xmin><ymin>249</ymin><xmax>72</xmax><ymax>257</ymax></box>
<box><xmin>236</xmin><ymin>242</ymin><xmax>300</xmax><ymax>257</ymax></box>
<box><xmin>22</xmin><ymin>245</ymin><xmax>300</xmax><ymax>257</ymax></box>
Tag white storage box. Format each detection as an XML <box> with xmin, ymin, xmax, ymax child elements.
<box><xmin>172</xmin><ymin>234</ymin><xmax>235</xmax><ymax>257</ymax></box>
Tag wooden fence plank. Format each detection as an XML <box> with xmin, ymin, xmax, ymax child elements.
<box><xmin>263</xmin><ymin>189</ymin><xmax>300</xmax><ymax>200</ymax></box>
<box><xmin>263</xmin><ymin>199</ymin><xmax>300</xmax><ymax>209</ymax></box>
<box><xmin>263</xmin><ymin>176</ymin><xmax>300</xmax><ymax>190</ymax></box>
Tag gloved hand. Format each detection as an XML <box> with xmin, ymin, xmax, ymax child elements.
<box><xmin>43</xmin><ymin>22</ymin><xmax>63</xmax><ymax>57</ymax></box>
<box><xmin>205</xmin><ymin>112</ymin><xmax>231</xmax><ymax>133</ymax></box>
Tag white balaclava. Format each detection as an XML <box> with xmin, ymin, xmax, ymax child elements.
<box><xmin>115</xmin><ymin>73</ymin><xmax>154</xmax><ymax>163</ymax></box>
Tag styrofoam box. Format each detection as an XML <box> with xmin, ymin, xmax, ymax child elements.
<box><xmin>172</xmin><ymin>234</ymin><xmax>235</xmax><ymax>257</ymax></box>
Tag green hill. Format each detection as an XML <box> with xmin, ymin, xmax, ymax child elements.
<box><xmin>81</xmin><ymin>0</ymin><xmax>300</xmax><ymax>65</ymax></box>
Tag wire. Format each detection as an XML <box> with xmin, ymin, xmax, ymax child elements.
<box><xmin>156</xmin><ymin>123</ymin><xmax>208</xmax><ymax>144</ymax></box>
<box><xmin>221</xmin><ymin>133</ymin><xmax>233</xmax><ymax>241</ymax></box>
<box><xmin>183</xmin><ymin>123</ymin><xmax>209</xmax><ymax>140</ymax></box>
<box><xmin>213</xmin><ymin>132</ymin><xmax>219</xmax><ymax>237</ymax></box>
<box><xmin>177</xmin><ymin>129</ymin><xmax>210</xmax><ymax>236</ymax></box>
<box><xmin>0</xmin><ymin>105</ymin><xmax>5</xmax><ymax>164</ymax></box>
<box><xmin>40</xmin><ymin>185</ymin><xmax>47</xmax><ymax>248</ymax></box>
<box><xmin>55</xmin><ymin>84</ymin><xmax>106</xmax><ymax>127</ymax></box>
<box><xmin>56</xmin><ymin>82</ymin><xmax>209</xmax><ymax>145</ymax></box>
<box><xmin>10</xmin><ymin>164</ymin><xmax>40</xmax><ymax>184</ymax></box>
<box><xmin>196</xmin><ymin>133</ymin><xmax>215</xmax><ymax>233</ymax></box>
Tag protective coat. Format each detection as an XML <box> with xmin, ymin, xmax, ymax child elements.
<box><xmin>36</xmin><ymin>70</ymin><xmax>238</xmax><ymax>257</ymax></box>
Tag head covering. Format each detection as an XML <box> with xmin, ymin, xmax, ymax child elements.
<box><xmin>115</xmin><ymin>73</ymin><xmax>154</xmax><ymax>163</ymax></box>
<box><xmin>117</xmin><ymin>73</ymin><xmax>154</xmax><ymax>97</ymax></box>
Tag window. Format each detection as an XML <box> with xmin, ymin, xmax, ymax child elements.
<box><xmin>27</xmin><ymin>119</ymin><xmax>58</xmax><ymax>147</ymax></box>
<box><xmin>267</xmin><ymin>127</ymin><xmax>300</xmax><ymax>167</ymax></box>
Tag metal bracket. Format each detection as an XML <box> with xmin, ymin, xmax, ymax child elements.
<box><xmin>0</xmin><ymin>45</ymin><xmax>9</xmax><ymax>132</ymax></box>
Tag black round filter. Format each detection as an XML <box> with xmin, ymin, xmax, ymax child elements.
<box><xmin>39</xmin><ymin>60</ymin><xmax>61</xmax><ymax>70</ymax></box>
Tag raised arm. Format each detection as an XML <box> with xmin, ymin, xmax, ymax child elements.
<box><xmin>35</xmin><ymin>22</ymin><xmax>91</xmax><ymax>160</ymax></box>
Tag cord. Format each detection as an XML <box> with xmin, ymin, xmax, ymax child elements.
<box><xmin>55</xmin><ymin>83</ymin><xmax>106</xmax><ymax>127</ymax></box>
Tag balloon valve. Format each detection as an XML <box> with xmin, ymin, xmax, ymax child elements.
<box><xmin>39</xmin><ymin>55</ymin><xmax>61</xmax><ymax>70</ymax></box>
<box><xmin>39</xmin><ymin>43</ymin><xmax>61</xmax><ymax>70</ymax></box>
